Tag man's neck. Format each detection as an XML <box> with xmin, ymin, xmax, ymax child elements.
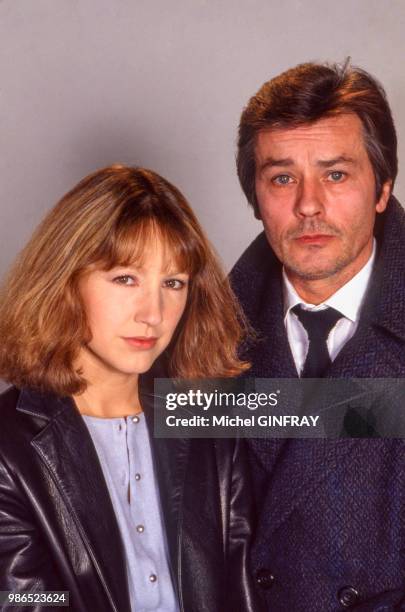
<box><xmin>286</xmin><ymin>275</ymin><xmax>350</xmax><ymax>305</ymax></box>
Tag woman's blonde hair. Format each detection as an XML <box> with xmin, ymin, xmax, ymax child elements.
<box><xmin>0</xmin><ymin>165</ymin><xmax>249</xmax><ymax>395</ymax></box>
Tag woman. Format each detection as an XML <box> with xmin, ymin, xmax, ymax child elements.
<box><xmin>0</xmin><ymin>165</ymin><xmax>260</xmax><ymax>612</ymax></box>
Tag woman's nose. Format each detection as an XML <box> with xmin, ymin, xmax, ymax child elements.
<box><xmin>133</xmin><ymin>289</ymin><xmax>163</xmax><ymax>327</ymax></box>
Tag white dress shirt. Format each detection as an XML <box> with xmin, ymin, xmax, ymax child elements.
<box><xmin>283</xmin><ymin>240</ymin><xmax>376</xmax><ymax>376</ymax></box>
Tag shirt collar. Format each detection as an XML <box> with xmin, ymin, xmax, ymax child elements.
<box><xmin>283</xmin><ymin>239</ymin><xmax>377</xmax><ymax>323</ymax></box>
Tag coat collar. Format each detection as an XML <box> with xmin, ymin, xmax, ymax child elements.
<box><xmin>327</xmin><ymin>196</ymin><xmax>405</xmax><ymax>376</ymax></box>
<box><xmin>366</xmin><ymin>196</ymin><xmax>405</xmax><ymax>342</ymax></box>
<box><xmin>231</xmin><ymin>231</ymin><xmax>298</xmax><ymax>378</ymax></box>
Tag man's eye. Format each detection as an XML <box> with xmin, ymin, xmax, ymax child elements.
<box><xmin>113</xmin><ymin>275</ymin><xmax>136</xmax><ymax>285</ymax></box>
<box><xmin>328</xmin><ymin>171</ymin><xmax>346</xmax><ymax>182</ymax></box>
<box><xmin>272</xmin><ymin>175</ymin><xmax>293</xmax><ymax>185</ymax></box>
<box><xmin>164</xmin><ymin>279</ymin><xmax>187</xmax><ymax>290</ymax></box>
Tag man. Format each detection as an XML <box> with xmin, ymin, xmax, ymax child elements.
<box><xmin>231</xmin><ymin>62</ymin><xmax>405</xmax><ymax>611</ymax></box>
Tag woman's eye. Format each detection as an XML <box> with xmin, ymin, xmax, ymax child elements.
<box><xmin>272</xmin><ymin>174</ymin><xmax>293</xmax><ymax>186</ymax></box>
<box><xmin>113</xmin><ymin>275</ymin><xmax>136</xmax><ymax>286</ymax></box>
<box><xmin>164</xmin><ymin>279</ymin><xmax>187</xmax><ymax>290</ymax></box>
<box><xmin>328</xmin><ymin>171</ymin><xmax>345</xmax><ymax>182</ymax></box>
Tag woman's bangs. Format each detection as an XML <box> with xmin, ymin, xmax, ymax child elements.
<box><xmin>101</xmin><ymin>217</ymin><xmax>204</xmax><ymax>275</ymax></box>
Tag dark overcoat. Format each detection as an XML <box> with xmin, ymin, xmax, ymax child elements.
<box><xmin>230</xmin><ymin>197</ymin><xmax>405</xmax><ymax>611</ymax></box>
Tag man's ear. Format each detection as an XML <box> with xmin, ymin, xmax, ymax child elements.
<box><xmin>254</xmin><ymin>206</ymin><xmax>262</xmax><ymax>220</ymax></box>
<box><xmin>376</xmin><ymin>180</ymin><xmax>392</xmax><ymax>213</ymax></box>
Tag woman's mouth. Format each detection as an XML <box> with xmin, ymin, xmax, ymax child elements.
<box><xmin>123</xmin><ymin>337</ymin><xmax>158</xmax><ymax>349</ymax></box>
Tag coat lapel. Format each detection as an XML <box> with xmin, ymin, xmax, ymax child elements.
<box><xmin>17</xmin><ymin>389</ymin><xmax>131</xmax><ymax>612</ymax></box>
<box><xmin>250</xmin><ymin>270</ymin><xmax>298</xmax><ymax>378</ymax></box>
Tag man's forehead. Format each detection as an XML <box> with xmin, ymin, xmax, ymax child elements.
<box><xmin>255</xmin><ymin>113</ymin><xmax>366</xmax><ymax>163</ymax></box>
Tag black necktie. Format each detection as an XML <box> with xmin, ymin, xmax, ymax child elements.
<box><xmin>292</xmin><ymin>305</ymin><xmax>343</xmax><ymax>377</ymax></box>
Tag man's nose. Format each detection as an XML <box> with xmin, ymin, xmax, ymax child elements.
<box><xmin>294</xmin><ymin>177</ymin><xmax>324</xmax><ymax>217</ymax></box>
<box><xmin>134</xmin><ymin>288</ymin><xmax>163</xmax><ymax>327</ymax></box>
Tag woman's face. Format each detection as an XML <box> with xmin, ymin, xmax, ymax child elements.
<box><xmin>77</xmin><ymin>237</ymin><xmax>189</xmax><ymax>381</ymax></box>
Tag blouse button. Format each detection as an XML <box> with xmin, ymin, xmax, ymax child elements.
<box><xmin>135</xmin><ymin>473</ymin><xmax>141</xmax><ymax>481</ymax></box>
<box><xmin>136</xmin><ymin>524</ymin><xmax>145</xmax><ymax>533</ymax></box>
<box><xmin>149</xmin><ymin>574</ymin><xmax>157</xmax><ymax>583</ymax></box>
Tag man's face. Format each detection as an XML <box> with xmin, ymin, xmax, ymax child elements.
<box><xmin>254</xmin><ymin>114</ymin><xmax>391</xmax><ymax>287</ymax></box>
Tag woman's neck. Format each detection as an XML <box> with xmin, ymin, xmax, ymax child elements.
<box><xmin>74</xmin><ymin>379</ymin><xmax>141</xmax><ymax>418</ymax></box>
<box><xmin>73</xmin><ymin>356</ymin><xmax>142</xmax><ymax>418</ymax></box>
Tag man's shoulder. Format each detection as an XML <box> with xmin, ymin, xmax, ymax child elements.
<box><xmin>230</xmin><ymin>232</ymin><xmax>280</xmax><ymax>295</ymax></box>
<box><xmin>377</xmin><ymin>195</ymin><xmax>405</xmax><ymax>248</ymax></box>
<box><xmin>231</xmin><ymin>232</ymin><xmax>273</xmax><ymax>273</ymax></box>
<box><xmin>375</xmin><ymin>195</ymin><xmax>405</xmax><ymax>294</ymax></box>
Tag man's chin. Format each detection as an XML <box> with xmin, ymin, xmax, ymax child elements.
<box><xmin>289</xmin><ymin>270</ymin><xmax>338</xmax><ymax>281</ymax></box>
<box><xmin>284</xmin><ymin>259</ymin><xmax>348</xmax><ymax>281</ymax></box>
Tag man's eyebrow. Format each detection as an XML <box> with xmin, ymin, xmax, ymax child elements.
<box><xmin>316</xmin><ymin>156</ymin><xmax>356</xmax><ymax>167</ymax></box>
<box><xmin>259</xmin><ymin>155</ymin><xmax>358</xmax><ymax>171</ymax></box>
<box><xmin>259</xmin><ymin>157</ymin><xmax>294</xmax><ymax>171</ymax></box>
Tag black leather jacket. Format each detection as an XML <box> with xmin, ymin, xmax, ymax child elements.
<box><xmin>0</xmin><ymin>385</ymin><xmax>261</xmax><ymax>612</ymax></box>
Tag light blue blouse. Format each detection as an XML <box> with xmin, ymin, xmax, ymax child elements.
<box><xmin>83</xmin><ymin>412</ymin><xmax>178</xmax><ymax>612</ymax></box>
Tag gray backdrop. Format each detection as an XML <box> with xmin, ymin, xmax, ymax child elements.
<box><xmin>1</xmin><ymin>0</ymin><xmax>404</xmax><ymax>390</ymax></box>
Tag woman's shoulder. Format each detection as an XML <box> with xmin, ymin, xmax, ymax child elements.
<box><xmin>0</xmin><ymin>386</ymin><xmax>65</xmax><ymax>462</ymax></box>
<box><xmin>0</xmin><ymin>386</ymin><xmax>35</xmax><ymax>480</ymax></box>
<box><xmin>0</xmin><ymin>385</ymin><xmax>20</xmax><ymax>410</ymax></box>
<box><xmin>0</xmin><ymin>386</ymin><xmax>23</xmax><ymax>439</ymax></box>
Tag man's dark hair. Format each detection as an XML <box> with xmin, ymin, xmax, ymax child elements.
<box><xmin>237</xmin><ymin>61</ymin><xmax>398</xmax><ymax>218</ymax></box>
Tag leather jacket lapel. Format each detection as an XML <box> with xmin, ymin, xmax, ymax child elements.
<box><xmin>17</xmin><ymin>389</ymin><xmax>131</xmax><ymax>612</ymax></box>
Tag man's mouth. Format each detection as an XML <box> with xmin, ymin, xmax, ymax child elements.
<box><xmin>294</xmin><ymin>234</ymin><xmax>335</xmax><ymax>245</ymax></box>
